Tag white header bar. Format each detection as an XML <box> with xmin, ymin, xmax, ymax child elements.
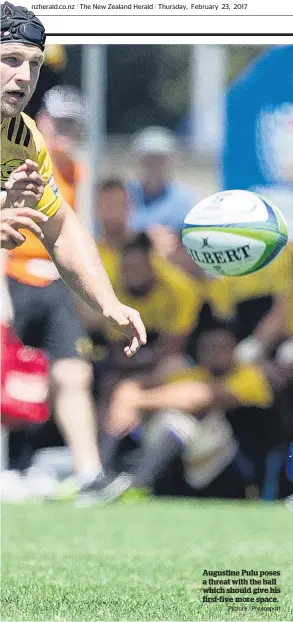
<box><xmin>20</xmin><ymin>0</ymin><xmax>293</xmax><ymax>35</ymax></box>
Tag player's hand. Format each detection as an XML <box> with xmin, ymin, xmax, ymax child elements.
<box><xmin>0</xmin><ymin>207</ymin><xmax>48</xmax><ymax>250</ymax></box>
<box><xmin>107</xmin><ymin>380</ymin><xmax>142</xmax><ymax>435</ymax></box>
<box><xmin>4</xmin><ymin>159</ymin><xmax>46</xmax><ymax>210</ymax></box>
<box><xmin>103</xmin><ymin>302</ymin><xmax>147</xmax><ymax>357</ymax></box>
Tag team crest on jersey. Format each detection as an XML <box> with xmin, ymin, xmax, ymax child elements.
<box><xmin>1</xmin><ymin>159</ymin><xmax>25</xmax><ymax>183</ymax></box>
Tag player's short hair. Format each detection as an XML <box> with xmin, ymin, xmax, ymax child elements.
<box><xmin>97</xmin><ymin>178</ymin><xmax>127</xmax><ymax>194</ymax></box>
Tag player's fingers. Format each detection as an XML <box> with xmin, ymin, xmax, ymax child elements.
<box><xmin>10</xmin><ymin>216</ymin><xmax>44</xmax><ymax>239</ymax></box>
<box><xmin>5</xmin><ymin>176</ymin><xmax>44</xmax><ymax>191</ymax></box>
<box><xmin>4</xmin><ymin>171</ymin><xmax>29</xmax><ymax>188</ymax></box>
<box><xmin>12</xmin><ymin>208</ymin><xmax>48</xmax><ymax>222</ymax></box>
<box><xmin>128</xmin><ymin>310</ymin><xmax>147</xmax><ymax>346</ymax></box>
<box><xmin>24</xmin><ymin>159</ymin><xmax>39</xmax><ymax>170</ymax></box>
<box><xmin>6</xmin><ymin>182</ymin><xmax>44</xmax><ymax>195</ymax></box>
<box><xmin>26</xmin><ymin>170</ymin><xmax>45</xmax><ymax>184</ymax></box>
<box><xmin>1</xmin><ymin>224</ymin><xmax>26</xmax><ymax>248</ymax></box>
<box><xmin>124</xmin><ymin>336</ymin><xmax>140</xmax><ymax>358</ymax></box>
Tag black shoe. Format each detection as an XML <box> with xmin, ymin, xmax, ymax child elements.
<box><xmin>75</xmin><ymin>471</ymin><xmax>132</xmax><ymax>507</ymax></box>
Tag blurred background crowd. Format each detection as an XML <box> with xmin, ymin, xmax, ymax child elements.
<box><xmin>1</xmin><ymin>43</ymin><xmax>293</xmax><ymax>503</ymax></box>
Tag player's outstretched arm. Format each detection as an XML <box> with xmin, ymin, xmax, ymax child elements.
<box><xmin>41</xmin><ymin>200</ymin><xmax>147</xmax><ymax>357</ymax></box>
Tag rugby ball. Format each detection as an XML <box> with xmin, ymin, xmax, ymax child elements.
<box><xmin>182</xmin><ymin>190</ymin><xmax>288</xmax><ymax>277</ymax></box>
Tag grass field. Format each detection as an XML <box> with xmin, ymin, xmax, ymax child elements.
<box><xmin>2</xmin><ymin>499</ymin><xmax>293</xmax><ymax>621</ymax></box>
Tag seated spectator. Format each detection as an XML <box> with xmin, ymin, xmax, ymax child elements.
<box><xmin>98</xmin><ymin>322</ymin><xmax>286</xmax><ymax>504</ymax></box>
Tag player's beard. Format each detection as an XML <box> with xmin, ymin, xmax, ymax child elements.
<box><xmin>1</xmin><ymin>91</ymin><xmax>30</xmax><ymax>118</ymax></box>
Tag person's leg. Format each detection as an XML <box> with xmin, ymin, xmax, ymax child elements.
<box><xmin>96</xmin><ymin>369</ymin><xmax>124</xmax><ymax>473</ymax></box>
<box><xmin>50</xmin><ymin>358</ymin><xmax>101</xmax><ymax>482</ymax></box>
<box><xmin>76</xmin><ymin>411</ymin><xmax>188</xmax><ymax>506</ymax></box>
<box><xmin>7</xmin><ymin>278</ymin><xmax>45</xmax><ymax>470</ymax></box>
<box><xmin>85</xmin><ymin>410</ymin><xmax>196</xmax><ymax>504</ymax></box>
<box><xmin>44</xmin><ymin>280</ymin><xmax>102</xmax><ymax>485</ymax></box>
<box><xmin>133</xmin><ymin>424</ymin><xmax>185</xmax><ymax>489</ymax></box>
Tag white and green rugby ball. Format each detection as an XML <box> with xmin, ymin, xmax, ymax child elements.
<box><xmin>182</xmin><ymin>190</ymin><xmax>288</xmax><ymax>277</ymax></box>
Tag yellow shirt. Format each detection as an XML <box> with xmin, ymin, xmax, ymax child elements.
<box><xmin>229</xmin><ymin>243</ymin><xmax>293</xmax><ymax>303</ymax></box>
<box><xmin>272</xmin><ymin>243</ymin><xmax>293</xmax><ymax>336</ymax></box>
<box><xmin>167</xmin><ymin>363</ymin><xmax>274</xmax><ymax>409</ymax></box>
<box><xmin>100</xmin><ymin>246</ymin><xmax>203</xmax><ymax>342</ymax></box>
<box><xmin>1</xmin><ymin>112</ymin><xmax>61</xmax><ymax>218</ymax></box>
<box><xmin>2</xmin><ymin>112</ymin><xmax>63</xmax><ymax>286</ymax></box>
<box><xmin>202</xmin><ymin>276</ymin><xmax>236</xmax><ymax>319</ymax></box>
<box><xmin>97</xmin><ymin>240</ymin><xmax>120</xmax><ymax>285</ymax></box>
<box><xmin>227</xmin><ymin>243</ymin><xmax>293</xmax><ymax>336</ymax></box>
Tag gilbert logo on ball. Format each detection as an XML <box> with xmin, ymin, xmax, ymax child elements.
<box><xmin>182</xmin><ymin>190</ymin><xmax>288</xmax><ymax>277</ymax></box>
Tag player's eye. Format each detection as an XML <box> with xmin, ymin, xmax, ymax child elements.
<box><xmin>4</xmin><ymin>56</ymin><xmax>20</xmax><ymax>66</ymax></box>
<box><xmin>30</xmin><ymin>60</ymin><xmax>41</xmax><ymax>68</ymax></box>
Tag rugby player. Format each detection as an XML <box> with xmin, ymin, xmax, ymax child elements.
<box><xmin>0</xmin><ymin>1</ymin><xmax>146</xmax><ymax>498</ymax></box>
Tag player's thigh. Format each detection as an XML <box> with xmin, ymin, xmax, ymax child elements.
<box><xmin>7</xmin><ymin>277</ymin><xmax>44</xmax><ymax>347</ymax></box>
<box><xmin>44</xmin><ymin>279</ymin><xmax>90</xmax><ymax>362</ymax></box>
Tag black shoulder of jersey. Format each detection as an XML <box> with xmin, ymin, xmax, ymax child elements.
<box><xmin>7</xmin><ymin>116</ymin><xmax>31</xmax><ymax>148</ymax></box>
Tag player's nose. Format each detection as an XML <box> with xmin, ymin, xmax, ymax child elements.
<box><xmin>15</xmin><ymin>61</ymin><xmax>31</xmax><ymax>84</ymax></box>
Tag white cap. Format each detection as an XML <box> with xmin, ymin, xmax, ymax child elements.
<box><xmin>131</xmin><ymin>126</ymin><xmax>177</xmax><ymax>155</ymax></box>
<box><xmin>42</xmin><ymin>86</ymin><xmax>87</xmax><ymax>124</ymax></box>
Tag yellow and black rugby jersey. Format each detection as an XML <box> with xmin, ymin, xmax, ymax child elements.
<box><xmin>104</xmin><ymin>251</ymin><xmax>203</xmax><ymax>342</ymax></box>
<box><xmin>1</xmin><ymin>112</ymin><xmax>61</xmax><ymax>218</ymax></box>
<box><xmin>229</xmin><ymin>243</ymin><xmax>293</xmax><ymax>303</ymax></box>
<box><xmin>272</xmin><ymin>243</ymin><xmax>293</xmax><ymax>336</ymax></box>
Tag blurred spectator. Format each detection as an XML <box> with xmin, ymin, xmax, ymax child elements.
<box><xmin>127</xmin><ymin>126</ymin><xmax>238</xmax><ymax>303</ymax></box>
<box><xmin>74</xmin><ymin>178</ymin><xmax>130</xmax><ymax>337</ymax></box>
<box><xmin>128</xmin><ymin>126</ymin><xmax>196</xmax><ymax>234</ymax></box>
<box><xmin>78</xmin><ymin>181</ymin><xmax>204</xmax><ymax>359</ymax></box>
<box><xmin>101</xmin><ymin>232</ymin><xmax>202</xmax><ymax>377</ymax></box>
<box><xmin>235</xmin><ymin>242</ymin><xmax>293</xmax><ymax>363</ymax></box>
<box><xmin>275</xmin><ymin>339</ymin><xmax>293</xmax><ymax>450</ymax></box>
<box><xmin>6</xmin><ymin>87</ymin><xmax>103</xmax><ymax>495</ymax></box>
<box><xmin>36</xmin><ymin>85</ymin><xmax>87</xmax><ymax>207</ymax></box>
<box><xmin>100</xmin><ymin>322</ymin><xmax>281</xmax><ymax>502</ymax></box>
<box><xmin>97</xmin><ymin>178</ymin><xmax>131</xmax><ymax>274</ymax></box>
<box><xmin>76</xmin><ymin>231</ymin><xmax>204</xmax><ymax>480</ymax></box>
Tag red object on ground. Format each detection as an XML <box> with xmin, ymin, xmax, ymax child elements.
<box><xmin>1</xmin><ymin>324</ymin><xmax>50</xmax><ymax>429</ymax></box>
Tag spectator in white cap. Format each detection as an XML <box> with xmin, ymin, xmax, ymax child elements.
<box><xmin>128</xmin><ymin>126</ymin><xmax>197</xmax><ymax>254</ymax></box>
<box><xmin>36</xmin><ymin>85</ymin><xmax>87</xmax><ymax>161</ymax></box>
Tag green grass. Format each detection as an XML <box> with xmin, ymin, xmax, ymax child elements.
<box><xmin>1</xmin><ymin>499</ymin><xmax>293</xmax><ymax>621</ymax></box>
